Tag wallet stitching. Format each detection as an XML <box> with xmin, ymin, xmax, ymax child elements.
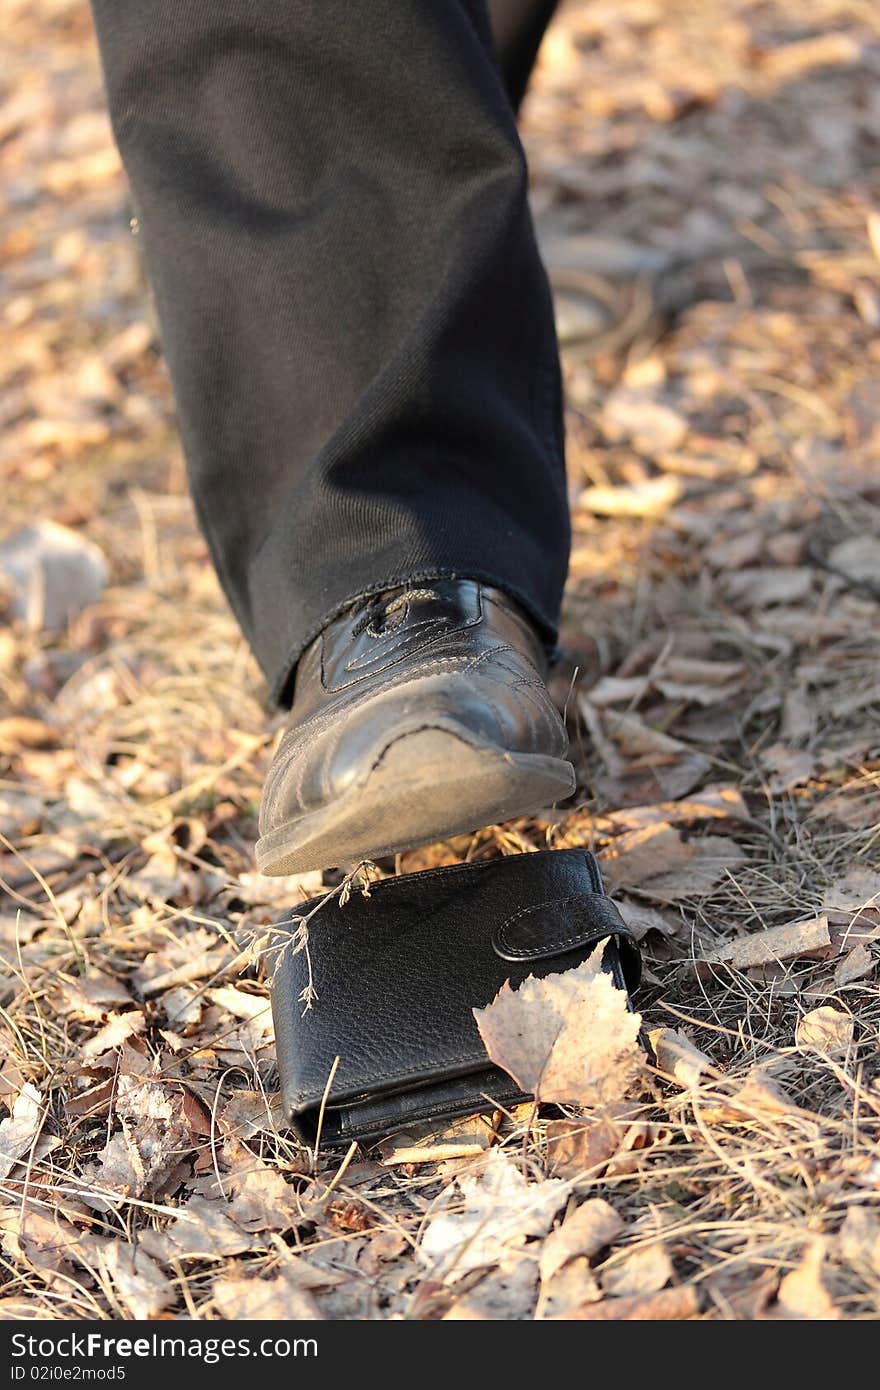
<box><xmin>288</xmin><ymin>1046</ymin><xmax>489</xmax><ymax>1112</ymax></box>
<box><xmin>290</xmin><ymin>848</ymin><xmax>600</xmax><ymax>916</ymax></box>
<box><xmin>334</xmin><ymin>1080</ymin><xmax>525</xmax><ymax>1138</ymax></box>
<box><xmin>496</xmin><ymin>892</ymin><xmax>624</xmax><ymax>957</ymax></box>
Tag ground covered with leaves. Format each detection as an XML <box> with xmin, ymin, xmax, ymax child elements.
<box><xmin>1</xmin><ymin>0</ymin><xmax>879</xmax><ymax>1321</ymax></box>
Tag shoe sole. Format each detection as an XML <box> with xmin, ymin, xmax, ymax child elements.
<box><xmin>255</xmin><ymin>728</ymin><xmax>576</xmax><ymax>875</ymax></box>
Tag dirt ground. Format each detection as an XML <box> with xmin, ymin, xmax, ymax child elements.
<box><xmin>1</xmin><ymin>0</ymin><xmax>879</xmax><ymax>1320</ymax></box>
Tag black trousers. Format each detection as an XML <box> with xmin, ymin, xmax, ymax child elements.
<box><xmin>90</xmin><ymin>0</ymin><xmax>568</xmax><ymax>705</ymax></box>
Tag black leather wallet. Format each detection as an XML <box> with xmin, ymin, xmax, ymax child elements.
<box><xmin>269</xmin><ymin>848</ymin><xmax>640</xmax><ymax>1145</ymax></box>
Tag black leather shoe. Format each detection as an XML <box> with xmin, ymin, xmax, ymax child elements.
<box><xmin>256</xmin><ymin>580</ymin><xmax>575</xmax><ymax>874</ymax></box>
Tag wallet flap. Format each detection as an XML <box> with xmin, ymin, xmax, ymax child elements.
<box><xmin>493</xmin><ymin>890</ymin><xmax>630</xmax><ymax>962</ymax></box>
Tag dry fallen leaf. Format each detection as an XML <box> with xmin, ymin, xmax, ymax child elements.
<box><xmin>551</xmin><ymin>1285</ymin><xmax>699</xmax><ymax>1320</ymax></box>
<box><xmin>827</xmin><ymin>535</ymin><xmax>880</xmax><ymax>588</ymax></box>
<box><xmin>722</xmin><ymin>566</ymin><xmax>814</xmax><ymax>608</ymax></box>
<box><xmin>544</xmin><ymin>1116</ymin><xmax>625</xmax><ymax>1183</ymax></box>
<box><xmin>822</xmin><ymin>867</ymin><xmax>880</xmax><ymax>913</ymax></box>
<box><xmin>0</xmin><ymin>1083</ymin><xmax>42</xmax><ymax>1179</ymax></box>
<box><xmin>419</xmin><ymin>1149</ymin><xmax>570</xmax><ymax>1281</ymax></box>
<box><xmin>651</xmin><ymin>656</ymin><xmax>749</xmax><ymax>706</ymax></box>
<box><xmin>212</xmin><ymin>1268</ymin><xmax>323</xmax><ymax>1321</ymax></box>
<box><xmin>537</xmin><ymin>1256</ymin><xmax>603</xmax><ymax>1317</ymax></box>
<box><xmin>706</xmin><ymin>1067</ymin><xmax>807</xmax><ymax>1124</ymax></box>
<box><xmin>473</xmin><ymin>942</ymin><xmax>644</xmax><ymax>1107</ymax></box>
<box><xmin>833</xmin><ymin>942</ymin><xmax>875</xmax><ymax>987</ymax></box>
<box><xmin>601</xmin><ymin>1243</ymin><xmax>674</xmax><ymax>1298</ymax></box>
<box><xmin>82</xmin><ymin>1237</ymin><xmax>174</xmax><ymax>1320</ymax></box>
<box><xmin>632</xmin><ymin>836</ymin><xmax>746</xmax><ymax>904</ymax></box>
<box><xmin>795</xmin><ymin>1006</ymin><xmax>854</xmax><ymax>1056</ymax></box>
<box><xmin>443</xmin><ymin>1255</ymin><xmax>539</xmax><ymax>1320</ymax></box>
<box><xmin>594</xmin><ymin>785</ymin><xmax>748</xmax><ymax>834</ymax></box>
<box><xmin>142</xmin><ymin>1197</ymin><xmax>260</xmax><ymax>1261</ymax></box>
<box><xmin>599</xmin><ymin>822</ymin><xmax>690</xmax><ymax>891</ymax></box>
<box><xmin>580</xmin><ymin>475</ymin><xmax>684</xmax><ymax>518</ymax></box>
<box><xmin>539</xmin><ymin>1199</ymin><xmax>624</xmax><ymax>1283</ymax></box>
<box><xmin>86</xmin><ymin>1075</ymin><xmax>195</xmax><ymax>1207</ymax></box>
<box><xmin>775</xmin><ymin>1240</ymin><xmax>839</xmax><ymax>1320</ymax></box>
<box><xmin>837</xmin><ymin>1207</ymin><xmax>880</xmax><ymax>1275</ymax></box>
<box><xmin>81</xmin><ymin>1010</ymin><xmax>145</xmax><ymax>1061</ymax></box>
<box><xmin>760</xmin><ymin>742</ymin><xmax>816</xmax><ymax>793</ymax></box>
<box><xmin>0</xmin><ymin>1201</ymin><xmax>83</xmax><ymax>1287</ymax></box>
<box><xmin>601</xmin><ymin>388</ymin><xmax>688</xmax><ymax>454</ymax></box>
<box><xmin>0</xmin><ymin>717</ymin><xmax>58</xmax><ymax>754</ymax></box>
<box><xmin>0</xmin><ymin>521</ymin><xmax>107</xmax><ymax>630</ymax></box>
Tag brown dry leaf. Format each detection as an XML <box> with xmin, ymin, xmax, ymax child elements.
<box><xmin>443</xmin><ymin>1255</ymin><xmax>539</xmax><ymax>1320</ymax></box>
<box><xmin>636</xmin><ymin>836</ymin><xmax>746</xmax><ymax>904</ymax></box>
<box><xmin>594</xmin><ymin>785</ymin><xmax>748</xmax><ymax>835</ymax></box>
<box><xmin>0</xmin><ymin>1083</ymin><xmax>42</xmax><ymax>1179</ymax></box>
<box><xmin>837</xmin><ymin>1207</ymin><xmax>880</xmax><ymax>1275</ymax></box>
<box><xmin>760</xmin><ymin>742</ymin><xmax>816</xmax><ymax>793</ymax></box>
<box><xmin>722</xmin><ymin>567</ymin><xmax>814</xmax><ymax>608</ymax></box>
<box><xmin>419</xmin><ymin>1149</ymin><xmax>571</xmax><ymax>1281</ymax></box>
<box><xmin>651</xmin><ymin>656</ymin><xmax>749</xmax><ymax>706</ymax></box>
<box><xmin>552</xmin><ymin>1285</ymin><xmax>699</xmax><ymax>1320</ymax></box>
<box><xmin>0</xmin><ymin>717</ymin><xmax>58</xmax><ymax>754</ymax></box>
<box><xmin>81</xmin><ymin>1010</ymin><xmax>145</xmax><ymax>1061</ymax></box>
<box><xmin>601</xmin><ymin>389</ymin><xmax>688</xmax><ymax>454</ymax></box>
<box><xmin>55</xmin><ymin>972</ymin><xmax>134</xmax><ymax>1021</ymax></box>
<box><xmin>795</xmin><ymin>1006</ymin><xmax>854</xmax><ymax>1056</ymax></box>
<box><xmin>133</xmin><ymin>927</ymin><xmax>239</xmax><ymax>997</ymax></box>
<box><xmin>601</xmin><ymin>1243</ymin><xmax>673</xmax><ymax>1298</ymax></box>
<box><xmin>141</xmin><ymin>1197</ymin><xmax>259</xmax><ymax>1261</ymax></box>
<box><xmin>776</xmin><ymin>1240</ymin><xmax>839</xmax><ymax>1320</ymax></box>
<box><xmin>709</xmin><ymin>1067</ymin><xmax>807</xmax><ymax>1124</ymax></box>
<box><xmin>603</xmin><ymin>1120</ymin><xmax>674</xmax><ymax>1179</ymax></box>
<box><xmin>539</xmin><ymin>1199</ymin><xmax>624</xmax><ymax>1283</ymax></box>
<box><xmin>82</xmin><ymin>1236</ymin><xmax>175</xmax><ymax>1320</ymax></box>
<box><xmin>86</xmin><ymin>1075</ymin><xmax>195</xmax><ymax>1207</ymax></box>
<box><xmin>544</xmin><ymin>1116</ymin><xmax>624</xmax><ymax>1182</ymax></box>
<box><xmin>473</xmin><ymin>942</ymin><xmax>644</xmax><ymax>1107</ymax></box>
<box><xmin>381</xmin><ymin>1113</ymin><xmax>492</xmax><ymax>1166</ymax></box>
<box><xmin>220</xmin><ymin>1089</ymin><xmax>285</xmax><ymax>1141</ymax></box>
<box><xmin>822</xmin><ymin>867</ymin><xmax>880</xmax><ymax>913</ymax></box>
<box><xmin>586</xmin><ymin>675</ymin><xmax>651</xmax><ymax>706</ymax></box>
<box><xmin>649</xmin><ymin>1028</ymin><xmax>716</xmax><ymax>1088</ymax></box>
<box><xmin>705</xmin><ymin>529</ymin><xmax>764</xmax><ymax>570</ymax></box>
<box><xmin>0</xmin><ymin>1202</ymin><xmax>84</xmax><ymax>1288</ymax></box>
<box><xmin>538</xmin><ymin>1256</ymin><xmax>603</xmax><ymax>1317</ymax></box>
<box><xmin>701</xmin><ymin>914</ymin><xmax>831</xmax><ymax>970</ymax></box>
<box><xmin>827</xmin><ymin>535</ymin><xmax>880</xmax><ymax>588</ymax></box>
<box><xmin>580</xmin><ymin>701</ymin><xmax>711</xmax><ymax>803</ymax></box>
<box><xmin>580</xmin><ymin>475</ymin><xmax>683</xmax><ymax>518</ymax></box>
<box><xmin>820</xmin><ymin>786</ymin><xmax>880</xmax><ymax>831</ymax></box>
<box><xmin>599</xmin><ymin>823</ymin><xmax>692</xmax><ymax>891</ymax></box>
<box><xmin>212</xmin><ymin>1268</ymin><xmax>323</xmax><ymax>1321</ymax></box>
<box><xmin>758</xmin><ymin>32</ymin><xmax>861</xmax><ymax>80</ymax></box>
<box><xmin>206</xmin><ymin>985</ymin><xmax>273</xmax><ymax>1053</ymax></box>
<box><xmin>0</xmin><ymin>520</ymin><xmax>107</xmax><ymax>630</ymax></box>
<box><xmin>192</xmin><ymin>1143</ymin><xmax>300</xmax><ymax>1231</ymax></box>
<box><xmin>833</xmin><ymin>943</ymin><xmax>875</xmax><ymax>987</ymax></box>
<box><xmin>616</xmin><ymin>900</ymin><xmax>681</xmax><ymax>941</ymax></box>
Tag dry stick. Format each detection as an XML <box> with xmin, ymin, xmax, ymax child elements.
<box><xmin>209</xmin><ymin>1066</ymin><xmax>242</xmax><ymax>1201</ymax></box>
<box><xmin>311</xmin><ymin>1055</ymin><xmax>340</xmax><ymax>1174</ymax></box>
<box><xmin>13</xmin><ymin>910</ymin><xmax>48</xmax><ymax>1061</ymax></box>
<box><xmin>318</xmin><ymin>1140</ymin><xmax>359</xmax><ymax>1201</ymax></box>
